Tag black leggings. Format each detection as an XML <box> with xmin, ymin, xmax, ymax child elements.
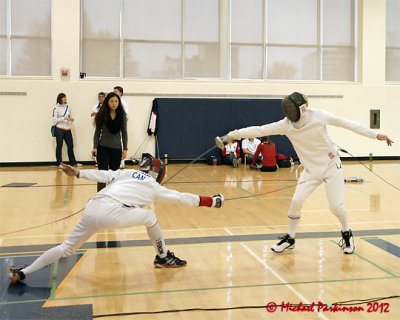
<box><xmin>260</xmin><ymin>165</ymin><xmax>277</xmax><ymax>172</ymax></box>
<box><xmin>97</xmin><ymin>145</ymin><xmax>122</xmax><ymax>170</ymax></box>
<box><xmin>96</xmin><ymin>145</ymin><xmax>122</xmax><ymax>191</ymax></box>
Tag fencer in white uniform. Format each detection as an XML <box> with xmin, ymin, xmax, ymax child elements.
<box><xmin>8</xmin><ymin>156</ymin><xmax>224</xmax><ymax>283</ymax></box>
<box><xmin>216</xmin><ymin>92</ymin><xmax>393</xmax><ymax>254</ymax></box>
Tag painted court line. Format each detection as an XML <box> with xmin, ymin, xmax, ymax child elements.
<box><xmin>241</xmin><ymin>243</ymin><xmax>329</xmax><ymax>320</ymax></box>
<box><xmin>224</xmin><ymin>228</ymin><xmax>233</xmax><ymax>236</ymax></box>
<box><xmin>2</xmin><ymin>220</ymin><xmax>399</xmax><ymax>240</ymax></box>
<box><xmin>0</xmin><ymin>276</ymin><xmax>395</xmax><ymax>307</ymax></box>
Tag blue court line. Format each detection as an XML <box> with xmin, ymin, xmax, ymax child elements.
<box><xmin>362</xmin><ymin>237</ymin><xmax>400</xmax><ymax>259</ymax></box>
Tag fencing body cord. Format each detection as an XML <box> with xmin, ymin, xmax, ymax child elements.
<box><xmin>337</xmin><ymin>146</ymin><xmax>400</xmax><ymax>191</ymax></box>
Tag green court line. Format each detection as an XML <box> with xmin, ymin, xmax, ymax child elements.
<box><xmin>0</xmin><ymin>275</ymin><xmax>396</xmax><ymax>306</ymax></box>
<box><xmin>329</xmin><ymin>240</ymin><xmax>398</xmax><ymax>277</ymax></box>
<box><xmin>63</xmin><ymin>189</ymin><xmax>69</xmax><ymax>205</ymax></box>
<box><xmin>2</xmin><ymin>236</ymin><xmax>400</xmax><ymax>258</ymax></box>
<box><xmin>237</xmin><ymin>185</ymin><xmax>259</xmax><ymax>199</ymax></box>
<box><xmin>346</xmin><ymin>185</ymin><xmax>374</xmax><ymax>196</ymax></box>
<box><xmin>50</xmin><ymin>260</ymin><xmax>59</xmax><ymax>299</ymax></box>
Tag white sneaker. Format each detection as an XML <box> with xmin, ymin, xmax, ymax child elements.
<box><xmin>271</xmin><ymin>234</ymin><xmax>295</xmax><ymax>253</ymax></box>
<box><xmin>339</xmin><ymin>230</ymin><xmax>355</xmax><ymax>254</ymax></box>
<box><xmin>120</xmin><ymin>160</ymin><xmax>126</xmax><ymax>169</ymax></box>
<box><xmin>73</xmin><ymin>163</ymin><xmax>83</xmax><ymax>167</ymax></box>
<box><xmin>232</xmin><ymin>158</ymin><xmax>238</xmax><ymax>168</ymax></box>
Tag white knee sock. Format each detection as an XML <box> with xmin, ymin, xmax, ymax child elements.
<box><xmin>22</xmin><ymin>245</ymin><xmax>64</xmax><ymax>275</ymax></box>
<box><xmin>288</xmin><ymin>218</ymin><xmax>300</xmax><ymax>238</ymax></box>
<box><xmin>336</xmin><ymin>211</ymin><xmax>349</xmax><ymax>232</ymax></box>
<box><xmin>147</xmin><ymin>223</ymin><xmax>167</xmax><ymax>258</ymax></box>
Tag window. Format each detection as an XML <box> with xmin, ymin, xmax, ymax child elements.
<box><xmin>230</xmin><ymin>0</ymin><xmax>356</xmax><ymax>81</ymax></box>
<box><xmin>81</xmin><ymin>0</ymin><xmax>355</xmax><ymax>81</ymax></box>
<box><xmin>81</xmin><ymin>0</ymin><xmax>219</xmax><ymax>79</ymax></box>
<box><xmin>1</xmin><ymin>0</ymin><xmax>51</xmax><ymax>77</ymax></box>
<box><xmin>386</xmin><ymin>0</ymin><xmax>400</xmax><ymax>82</ymax></box>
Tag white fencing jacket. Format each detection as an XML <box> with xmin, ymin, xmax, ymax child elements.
<box><xmin>79</xmin><ymin>169</ymin><xmax>200</xmax><ymax>207</ymax></box>
<box><xmin>229</xmin><ymin>109</ymin><xmax>378</xmax><ymax>178</ymax></box>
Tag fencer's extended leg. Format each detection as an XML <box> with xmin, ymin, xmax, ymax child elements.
<box><xmin>21</xmin><ymin>209</ymin><xmax>97</xmax><ymax>276</ymax></box>
<box><xmin>271</xmin><ymin>172</ymin><xmax>320</xmax><ymax>253</ymax></box>
<box><xmin>325</xmin><ymin>163</ymin><xmax>354</xmax><ymax>254</ymax></box>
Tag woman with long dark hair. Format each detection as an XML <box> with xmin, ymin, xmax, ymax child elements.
<box><xmin>92</xmin><ymin>92</ymin><xmax>128</xmax><ymax>191</ymax></box>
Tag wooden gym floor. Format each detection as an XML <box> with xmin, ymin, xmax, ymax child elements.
<box><xmin>0</xmin><ymin>161</ymin><xmax>399</xmax><ymax>319</ymax></box>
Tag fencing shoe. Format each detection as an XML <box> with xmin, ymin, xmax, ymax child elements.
<box><xmin>154</xmin><ymin>250</ymin><xmax>187</xmax><ymax>268</ymax></box>
<box><xmin>339</xmin><ymin>230</ymin><xmax>355</xmax><ymax>254</ymax></box>
<box><xmin>8</xmin><ymin>267</ymin><xmax>25</xmax><ymax>284</ymax></box>
<box><xmin>271</xmin><ymin>234</ymin><xmax>295</xmax><ymax>253</ymax></box>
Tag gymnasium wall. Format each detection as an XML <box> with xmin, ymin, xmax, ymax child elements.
<box><xmin>0</xmin><ymin>0</ymin><xmax>398</xmax><ymax>164</ymax></box>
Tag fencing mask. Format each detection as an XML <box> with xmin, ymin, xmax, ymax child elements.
<box><xmin>281</xmin><ymin>92</ymin><xmax>308</xmax><ymax>128</ymax></box>
<box><xmin>139</xmin><ymin>155</ymin><xmax>165</xmax><ymax>183</ymax></box>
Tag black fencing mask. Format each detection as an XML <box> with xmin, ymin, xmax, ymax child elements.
<box><xmin>281</xmin><ymin>92</ymin><xmax>307</xmax><ymax>122</ymax></box>
<box><xmin>139</xmin><ymin>155</ymin><xmax>165</xmax><ymax>183</ymax></box>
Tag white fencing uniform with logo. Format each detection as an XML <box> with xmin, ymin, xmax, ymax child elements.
<box><xmin>18</xmin><ymin>168</ymin><xmax>222</xmax><ymax>278</ymax></box>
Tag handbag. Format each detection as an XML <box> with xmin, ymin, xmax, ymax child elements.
<box><xmin>51</xmin><ymin>106</ymin><xmax>69</xmax><ymax>137</ymax></box>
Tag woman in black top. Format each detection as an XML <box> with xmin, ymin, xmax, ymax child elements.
<box><xmin>92</xmin><ymin>92</ymin><xmax>128</xmax><ymax>191</ymax></box>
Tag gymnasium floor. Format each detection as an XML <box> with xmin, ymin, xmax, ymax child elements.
<box><xmin>0</xmin><ymin>161</ymin><xmax>399</xmax><ymax>319</ymax></box>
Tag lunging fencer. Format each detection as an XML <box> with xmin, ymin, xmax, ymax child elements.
<box><xmin>216</xmin><ymin>92</ymin><xmax>393</xmax><ymax>254</ymax></box>
<box><xmin>8</xmin><ymin>156</ymin><xmax>224</xmax><ymax>284</ymax></box>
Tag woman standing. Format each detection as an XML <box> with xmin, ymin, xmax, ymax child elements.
<box><xmin>53</xmin><ymin>93</ymin><xmax>80</xmax><ymax>167</ymax></box>
<box><xmin>92</xmin><ymin>92</ymin><xmax>128</xmax><ymax>191</ymax></box>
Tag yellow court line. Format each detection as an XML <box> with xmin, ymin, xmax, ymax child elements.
<box><xmin>42</xmin><ymin>252</ymin><xmax>89</xmax><ymax>308</ymax></box>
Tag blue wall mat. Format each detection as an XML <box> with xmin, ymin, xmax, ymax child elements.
<box><xmin>154</xmin><ymin>98</ymin><xmax>296</xmax><ymax>159</ymax></box>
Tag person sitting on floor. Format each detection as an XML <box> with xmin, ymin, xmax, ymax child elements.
<box><xmin>222</xmin><ymin>140</ymin><xmax>242</xmax><ymax>168</ymax></box>
<box><xmin>250</xmin><ymin>136</ymin><xmax>279</xmax><ymax>172</ymax></box>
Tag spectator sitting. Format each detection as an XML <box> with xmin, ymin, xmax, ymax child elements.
<box><xmin>222</xmin><ymin>140</ymin><xmax>242</xmax><ymax>168</ymax></box>
<box><xmin>242</xmin><ymin>137</ymin><xmax>261</xmax><ymax>164</ymax></box>
<box><xmin>250</xmin><ymin>136</ymin><xmax>278</xmax><ymax>172</ymax></box>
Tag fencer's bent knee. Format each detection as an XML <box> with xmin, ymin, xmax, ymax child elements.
<box><xmin>330</xmin><ymin>204</ymin><xmax>346</xmax><ymax>217</ymax></box>
<box><xmin>143</xmin><ymin>210</ymin><xmax>157</xmax><ymax>228</ymax></box>
<box><xmin>58</xmin><ymin>243</ymin><xmax>74</xmax><ymax>258</ymax></box>
<box><xmin>287</xmin><ymin>198</ymin><xmax>303</xmax><ymax>219</ymax></box>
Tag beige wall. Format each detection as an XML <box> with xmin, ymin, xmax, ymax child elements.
<box><xmin>0</xmin><ymin>0</ymin><xmax>398</xmax><ymax>163</ymax></box>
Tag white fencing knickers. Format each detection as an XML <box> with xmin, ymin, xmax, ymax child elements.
<box><xmin>22</xmin><ymin>197</ymin><xmax>158</xmax><ymax>275</ymax></box>
<box><xmin>287</xmin><ymin>161</ymin><xmax>349</xmax><ymax>235</ymax></box>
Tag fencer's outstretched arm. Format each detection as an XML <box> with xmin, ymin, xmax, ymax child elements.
<box><xmin>154</xmin><ymin>184</ymin><xmax>224</xmax><ymax>208</ymax></box>
<box><xmin>58</xmin><ymin>163</ymin><xmax>123</xmax><ymax>183</ymax></box>
<box><xmin>325</xmin><ymin>111</ymin><xmax>394</xmax><ymax>146</ymax></box>
<box><xmin>215</xmin><ymin>121</ymin><xmax>285</xmax><ymax>149</ymax></box>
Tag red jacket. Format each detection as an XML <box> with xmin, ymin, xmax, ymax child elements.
<box><xmin>253</xmin><ymin>142</ymin><xmax>277</xmax><ymax>167</ymax></box>
<box><xmin>222</xmin><ymin>141</ymin><xmax>240</xmax><ymax>158</ymax></box>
